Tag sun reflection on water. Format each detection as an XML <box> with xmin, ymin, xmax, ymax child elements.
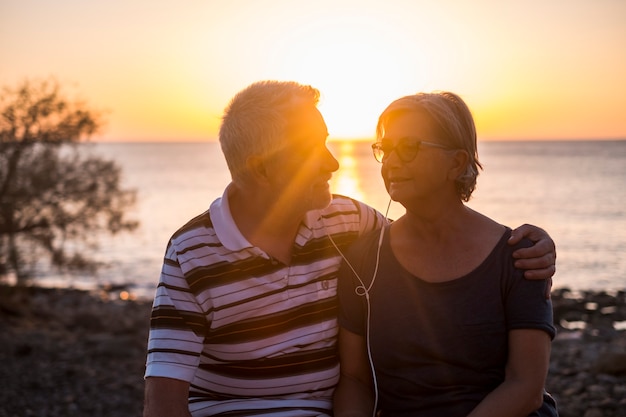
<box><xmin>330</xmin><ymin>141</ymin><xmax>364</xmax><ymax>202</ymax></box>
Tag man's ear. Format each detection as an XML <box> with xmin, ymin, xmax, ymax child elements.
<box><xmin>246</xmin><ymin>155</ymin><xmax>271</xmax><ymax>185</ymax></box>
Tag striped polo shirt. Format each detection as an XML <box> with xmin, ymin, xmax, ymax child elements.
<box><xmin>145</xmin><ymin>190</ymin><xmax>386</xmax><ymax>417</ymax></box>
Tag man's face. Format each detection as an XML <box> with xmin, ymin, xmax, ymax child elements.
<box><xmin>263</xmin><ymin>106</ymin><xmax>340</xmax><ymax>213</ymax></box>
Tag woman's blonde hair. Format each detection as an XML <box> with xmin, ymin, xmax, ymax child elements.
<box><xmin>376</xmin><ymin>91</ymin><xmax>482</xmax><ymax>201</ymax></box>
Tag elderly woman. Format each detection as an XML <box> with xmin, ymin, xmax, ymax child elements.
<box><xmin>333</xmin><ymin>92</ymin><xmax>558</xmax><ymax>417</ymax></box>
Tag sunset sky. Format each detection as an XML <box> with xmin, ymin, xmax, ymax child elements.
<box><xmin>2</xmin><ymin>0</ymin><xmax>625</xmax><ymax>142</ymax></box>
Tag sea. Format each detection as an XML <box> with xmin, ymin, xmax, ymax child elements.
<box><xmin>33</xmin><ymin>140</ymin><xmax>626</xmax><ymax>300</ymax></box>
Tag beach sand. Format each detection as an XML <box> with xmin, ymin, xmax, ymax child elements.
<box><xmin>0</xmin><ymin>285</ymin><xmax>625</xmax><ymax>417</ymax></box>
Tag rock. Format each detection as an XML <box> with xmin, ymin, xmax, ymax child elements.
<box><xmin>591</xmin><ymin>352</ymin><xmax>626</xmax><ymax>375</ymax></box>
<box><xmin>583</xmin><ymin>409</ymin><xmax>604</xmax><ymax>417</ymax></box>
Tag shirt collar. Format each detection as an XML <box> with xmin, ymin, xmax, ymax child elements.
<box><xmin>210</xmin><ymin>185</ymin><xmax>325</xmax><ymax>253</ymax></box>
<box><xmin>210</xmin><ymin>185</ymin><xmax>256</xmax><ymax>252</ymax></box>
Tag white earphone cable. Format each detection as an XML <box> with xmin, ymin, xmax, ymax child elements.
<box><xmin>327</xmin><ymin>198</ymin><xmax>392</xmax><ymax>417</ymax></box>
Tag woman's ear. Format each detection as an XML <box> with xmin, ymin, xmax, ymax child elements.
<box><xmin>448</xmin><ymin>149</ymin><xmax>470</xmax><ymax>181</ymax></box>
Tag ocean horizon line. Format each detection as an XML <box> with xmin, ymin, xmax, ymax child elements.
<box><xmin>90</xmin><ymin>137</ymin><xmax>626</xmax><ymax>144</ymax></box>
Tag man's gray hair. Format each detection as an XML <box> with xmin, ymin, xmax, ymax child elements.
<box><xmin>219</xmin><ymin>80</ymin><xmax>321</xmax><ymax>181</ymax></box>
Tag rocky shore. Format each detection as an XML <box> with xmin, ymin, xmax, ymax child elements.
<box><xmin>0</xmin><ymin>285</ymin><xmax>625</xmax><ymax>417</ymax></box>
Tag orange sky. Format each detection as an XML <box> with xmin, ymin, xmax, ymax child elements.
<box><xmin>1</xmin><ymin>0</ymin><xmax>625</xmax><ymax>142</ymax></box>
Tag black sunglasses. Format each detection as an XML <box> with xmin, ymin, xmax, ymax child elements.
<box><xmin>371</xmin><ymin>137</ymin><xmax>451</xmax><ymax>163</ymax></box>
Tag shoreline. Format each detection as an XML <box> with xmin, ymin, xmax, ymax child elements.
<box><xmin>1</xmin><ymin>285</ymin><xmax>625</xmax><ymax>417</ymax></box>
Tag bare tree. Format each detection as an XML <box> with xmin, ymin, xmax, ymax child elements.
<box><xmin>0</xmin><ymin>79</ymin><xmax>138</xmax><ymax>284</ymax></box>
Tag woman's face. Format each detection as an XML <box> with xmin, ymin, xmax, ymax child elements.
<box><xmin>380</xmin><ymin>111</ymin><xmax>455</xmax><ymax>206</ymax></box>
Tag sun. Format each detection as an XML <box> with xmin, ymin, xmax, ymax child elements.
<box><xmin>270</xmin><ymin>14</ymin><xmax>438</xmax><ymax>140</ymax></box>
